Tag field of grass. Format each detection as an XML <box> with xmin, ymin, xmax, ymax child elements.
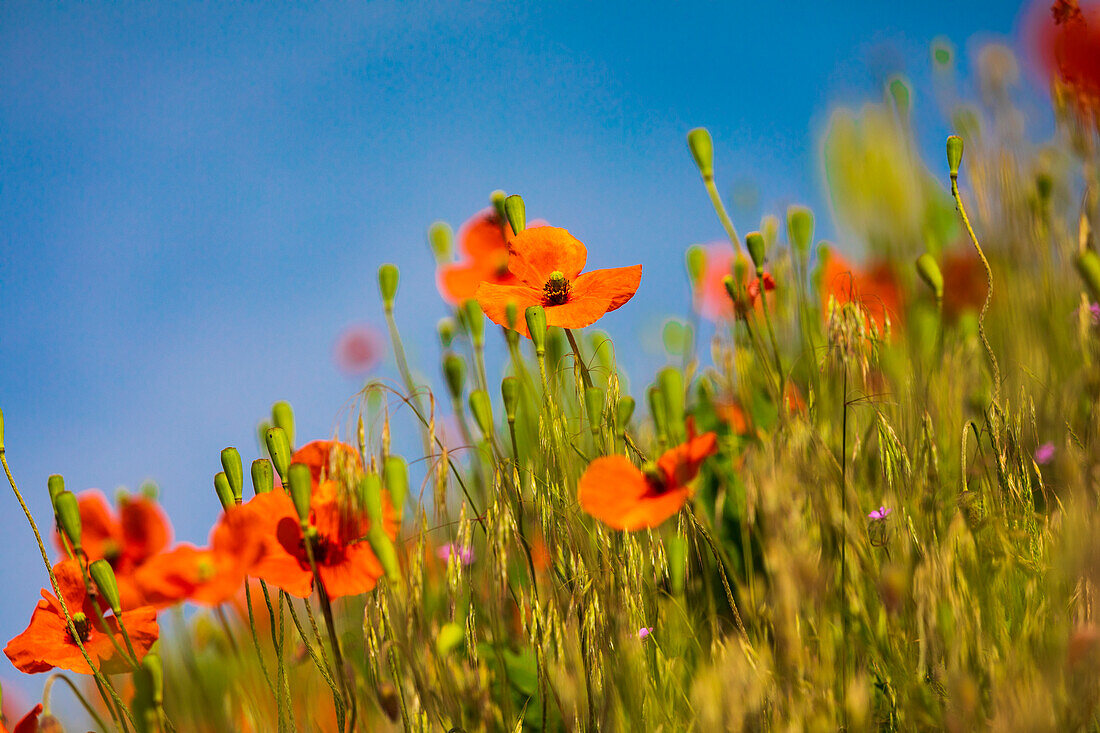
<box><xmin>6</xmin><ymin>9</ymin><xmax>1100</xmax><ymax>732</ymax></box>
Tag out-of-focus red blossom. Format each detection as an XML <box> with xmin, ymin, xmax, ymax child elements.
<box><xmin>693</xmin><ymin>242</ymin><xmax>739</xmax><ymax>321</ymax></box>
<box><xmin>133</xmin><ymin>505</ymin><xmax>265</xmax><ymax>608</ymax></box>
<box><xmin>747</xmin><ymin>273</ymin><xmax>776</xmax><ymax>306</ymax></box>
<box><xmin>4</xmin><ymin>560</ymin><xmax>159</xmax><ymax>675</ymax></box>
<box><xmin>55</xmin><ymin>491</ymin><xmax>171</xmax><ymax>610</ymax></box>
<box><xmin>941</xmin><ymin>249</ymin><xmax>987</xmax><ymax>320</ymax></box>
<box><xmin>715</xmin><ymin>399</ymin><xmax>750</xmax><ymax>434</ymax></box>
<box><xmin>1030</xmin><ymin>0</ymin><xmax>1100</xmax><ymax>116</ymax></box>
<box><xmin>436</xmin><ymin>209</ymin><xmax>518</xmax><ymax>305</ymax></box>
<box><xmin>1</xmin><ymin>703</ymin><xmax>42</xmax><ymax>733</ymax></box>
<box><xmin>242</xmin><ymin>440</ymin><xmax>401</xmax><ymax>599</ymax></box>
<box><xmin>820</xmin><ymin>248</ymin><xmax>903</xmax><ymax>333</ymax></box>
<box><xmin>333</xmin><ymin>325</ymin><xmax>384</xmax><ymax>376</ymax></box>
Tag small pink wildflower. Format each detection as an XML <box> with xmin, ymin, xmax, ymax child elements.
<box><xmin>868</xmin><ymin>506</ymin><xmax>891</xmax><ymax>520</ymax></box>
<box><xmin>437</xmin><ymin>543</ymin><xmax>475</xmax><ymax>566</ymax></box>
<box><xmin>638</xmin><ymin>627</ymin><xmax>654</xmax><ymax>640</ymax></box>
<box><xmin>1035</xmin><ymin>442</ymin><xmax>1056</xmax><ymax>465</ymax></box>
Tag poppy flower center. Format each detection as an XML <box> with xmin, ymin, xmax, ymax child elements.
<box><xmin>69</xmin><ymin>612</ymin><xmax>91</xmax><ymax>645</ymax></box>
<box><xmin>543</xmin><ymin>271</ymin><xmax>571</xmax><ymax>305</ymax></box>
<box><xmin>301</xmin><ymin>527</ymin><xmax>338</xmax><ymax>565</ymax></box>
<box><xmin>642</xmin><ymin>463</ymin><xmax>669</xmax><ymax>495</ymax></box>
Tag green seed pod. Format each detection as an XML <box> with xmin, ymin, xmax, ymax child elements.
<box><xmin>443</xmin><ymin>352</ymin><xmax>466</xmax><ymax>401</ymax></box>
<box><xmin>946</xmin><ymin>135</ymin><xmax>963</xmax><ymax>178</ymax></box>
<box><xmin>214</xmin><ymin>471</ymin><xmax>234</xmax><ymax>510</ymax></box>
<box><xmin>139</xmin><ymin>481</ymin><xmax>158</xmax><ymax>500</ymax></box>
<box><xmin>1036</xmin><ymin>172</ymin><xmax>1053</xmax><ymax>203</ymax></box>
<box><xmin>501</xmin><ymin>376</ymin><xmax>520</xmax><ymax>423</ymax></box>
<box><xmin>616</xmin><ymin>395</ymin><xmax>636</xmax><ymax>437</ymax></box>
<box><xmin>463</xmin><ymin>299</ymin><xmax>485</xmax><ymax>347</ymax></box>
<box><xmin>251</xmin><ymin>458</ymin><xmax>274</xmax><ymax>495</ymax></box>
<box><xmin>142</xmin><ymin>651</ymin><xmax>164</xmax><ymax>705</ymax></box>
<box><xmin>504</xmin><ymin>194</ymin><xmax>526</xmax><ymax>235</ymax></box>
<box><xmin>47</xmin><ymin>474</ymin><xmax>65</xmax><ymax>507</ymax></box>
<box><xmin>428</xmin><ymin>221</ymin><xmax>453</xmax><ymax>263</ymax></box>
<box><xmin>722</xmin><ymin>274</ymin><xmax>737</xmax><ymax>303</ymax></box>
<box><xmin>505</xmin><ymin>301</ymin><xmax>519</xmax><ymax>332</ymax></box>
<box><xmin>490</xmin><ymin>189</ymin><xmax>508</xmax><ymax>222</ymax></box>
<box><xmin>220</xmin><ymin>447</ymin><xmax>244</xmax><ymax>505</ymax></box>
<box><xmin>437</xmin><ymin>317</ymin><xmax>456</xmax><ymax>348</ymax></box>
<box><xmin>378</xmin><ymin>263</ymin><xmax>400</xmax><ymax>310</ymax></box>
<box><xmin>648</xmin><ymin>385</ymin><xmax>669</xmax><ymax>442</ymax></box>
<box><xmin>54</xmin><ymin>490</ymin><xmax>82</xmax><ymax>551</ymax></box>
<box><xmin>657</xmin><ymin>367</ymin><xmax>685</xmax><ymax>433</ymax></box>
<box><xmin>265</xmin><ymin>427</ymin><xmax>292</xmax><ymax>486</ymax></box>
<box><xmin>287</xmin><ymin>462</ymin><xmax>312</xmax><ymax>525</ymax></box>
<box><xmin>89</xmin><ymin>559</ymin><xmax>122</xmax><ymax>615</ymax></box>
<box><xmin>685</xmin><ymin>245</ymin><xmax>706</xmax><ymax>285</ymax></box>
<box><xmin>787</xmin><ymin>206</ymin><xmax>814</xmax><ymax>256</ymax></box>
<box><xmin>1076</xmin><ymin>251</ymin><xmax>1100</xmax><ymax>301</ymax></box>
<box><xmin>436</xmin><ymin>621</ymin><xmax>465</xmax><ymax>656</ymax></box>
<box><xmin>271</xmin><ymin>401</ymin><xmax>295</xmax><ymax>450</ymax></box>
<box><xmin>931</xmin><ymin>37</ymin><xmax>953</xmax><ymax>68</ymax></box>
<box><xmin>360</xmin><ymin>472</ymin><xmax>384</xmax><ymax>526</ymax></box>
<box><xmin>888</xmin><ymin>75</ymin><xmax>911</xmax><ymax>117</ymax></box>
<box><xmin>468</xmin><ymin>389</ymin><xmax>493</xmax><ymax>438</ymax></box>
<box><xmin>745</xmin><ymin>231</ymin><xmax>766</xmax><ymax>275</ymax></box>
<box><xmin>687</xmin><ymin>127</ymin><xmax>714</xmax><ymax>180</ymax></box>
<box><xmin>368</xmin><ymin>526</ymin><xmax>400</xmax><ymax>584</ymax></box>
<box><xmin>915</xmin><ymin>253</ymin><xmax>945</xmax><ymax>300</ymax></box>
<box><xmin>383</xmin><ymin>456</ymin><xmax>408</xmax><ymax>512</ymax></box>
<box><xmin>525</xmin><ymin>306</ymin><xmax>547</xmax><ymax>353</ymax></box>
<box><xmin>585</xmin><ymin>387</ymin><xmax>605</xmax><ymax>435</ymax></box>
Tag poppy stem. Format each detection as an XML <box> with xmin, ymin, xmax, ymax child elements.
<box><xmin>756</xmin><ymin>286</ymin><xmax>787</xmax><ymax>415</ymax></box>
<box><xmin>563</xmin><ymin>329</ymin><xmax>593</xmax><ymax>390</ymax></box>
<box><xmin>302</xmin><ymin>536</ymin><xmax>357</xmax><ymax>732</ymax></box>
<box><xmin>242</xmin><ymin>581</ymin><xmax>280</xmax><ymax>710</ymax></box>
<box><xmin>44</xmin><ymin>672</ymin><xmax>112</xmax><ymax>732</ymax></box>
<box><xmin>702</xmin><ymin>177</ymin><xmax>744</xmax><ymax>256</ymax></box>
<box><xmin>283</xmin><ymin>595</ymin><xmax>345</xmax><ymax>728</ymax></box>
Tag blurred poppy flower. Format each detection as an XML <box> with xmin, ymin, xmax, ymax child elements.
<box><xmin>1031</xmin><ymin>0</ymin><xmax>1100</xmax><ymax>117</ymax></box>
<box><xmin>243</xmin><ymin>441</ymin><xmax>400</xmax><ymax>599</ymax></box>
<box><xmin>1</xmin><ymin>703</ymin><xmax>42</xmax><ymax>733</ymax></box>
<box><xmin>940</xmin><ymin>249</ymin><xmax>987</xmax><ymax>320</ymax></box>
<box><xmin>436</xmin><ymin>209</ymin><xmax>518</xmax><ymax>305</ymax></box>
<box><xmin>134</xmin><ymin>506</ymin><xmax>265</xmax><ymax>608</ymax></box>
<box><xmin>747</xmin><ymin>273</ymin><xmax>776</xmax><ymax>306</ymax></box>
<box><xmin>333</xmin><ymin>325</ymin><xmax>384</xmax><ymax>376</ymax></box>
<box><xmin>693</xmin><ymin>242</ymin><xmax>739</xmax><ymax>321</ymax></box>
<box><xmin>55</xmin><ymin>491</ymin><xmax>171</xmax><ymax>610</ymax></box>
<box><xmin>820</xmin><ymin>248</ymin><xmax>902</xmax><ymax>333</ymax></box>
<box><xmin>476</xmin><ymin>226</ymin><xmax>642</xmax><ymax>338</ymax></box>
<box><xmin>578</xmin><ymin>424</ymin><xmax>718</xmax><ymax>530</ymax></box>
<box><xmin>4</xmin><ymin>560</ymin><xmax>159</xmax><ymax>675</ymax></box>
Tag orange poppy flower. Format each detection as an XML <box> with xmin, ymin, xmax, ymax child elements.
<box><xmin>940</xmin><ymin>249</ymin><xmax>986</xmax><ymax>320</ymax></box>
<box><xmin>437</xmin><ymin>209</ymin><xmax>519</xmax><ymax>305</ymax></box>
<box><xmin>4</xmin><ymin>560</ymin><xmax>159</xmax><ymax>675</ymax></box>
<box><xmin>242</xmin><ymin>440</ymin><xmax>400</xmax><ymax>599</ymax></box>
<box><xmin>476</xmin><ymin>226</ymin><xmax>642</xmax><ymax>338</ymax></box>
<box><xmin>54</xmin><ymin>491</ymin><xmax>171</xmax><ymax>610</ymax></box>
<box><xmin>578</xmin><ymin>427</ymin><xmax>719</xmax><ymax>531</ymax></box>
<box><xmin>1</xmin><ymin>703</ymin><xmax>42</xmax><ymax>733</ymax></box>
<box><xmin>133</xmin><ymin>505</ymin><xmax>264</xmax><ymax>608</ymax></box>
<box><xmin>693</xmin><ymin>242</ymin><xmax>739</xmax><ymax>321</ymax></box>
<box><xmin>820</xmin><ymin>248</ymin><xmax>902</xmax><ymax>333</ymax></box>
<box><xmin>1031</xmin><ymin>0</ymin><xmax>1100</xmax><ymax>117</ymax></box>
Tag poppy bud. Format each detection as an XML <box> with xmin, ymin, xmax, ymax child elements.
<box><xmin>657</xmin><ymin>367</ymin><xmax>685</xmax><ymax>434</ymax></box>
<box><xmin>214</xmin><ymin>471</ymin><xmax>234</xmax><ymax>510</ymax></box>
<box><xmin>360</xmin><ymin>472</ymin><xmax>384</xmax><ymax>525</ymax></box>
<box><xmin>437</xmin><ymin>317</ymin><xmax>456</xmax><ymax>348</ymax></box>
<box><xmin>491</xmin><ymin>189</ymin><xmax>508</xmax><ymax>222</ymax></box>
<box><xmin>54</xmin><ymin>490</ymin><xmax>82</xmax><ymax>552</ymax></box>
<box><xmin>1076</xmin><ymin>251</ymin><xmax>1100</xmax><ymax>301</ymax></box>
<box><xmin>505</xmin><ymin>301</ymin><xmax>519</xmax><ymax>332</ymax></box>
<box><xmin>915</xmin><ymin>254</ymin><xmax>944</xmax><ymax>300</ymax></box>
<box><xmin>687</xmin><ymin>127</ymin><xmax>714</xmax><ymax>180</ymax></box>
<box><xmin>468</xmin><ymin>390</ymin><xmax>493</xmax><ymax>438</ymax></box>
<box><xmin>504</xmin><ymin>195</ymin><xmax>526</xmax><ymax>235</ymax></box>
<box><xmin>685</xmin><ymin>245</ymin><xmax>706</xmax><ymax>285</ymax></box>
<box><xmin>436</xmin><ymin>621</ymin><xmax>465</xmax><ymax>656</ymax></box>
<box><xmin>251</xmin><ymin>458</ymin><xmax>274</xmax><ymax>495</ymax></box>
<box><xmin>89</xmin><ymin>559</ymin><xmax>122</xmax><ymax>615</ymax></box>
<box><xmin>946</xmin><ymin>135</ymin><xmax>963</xmax><ymax>179</ymax></box>
<box><xmin>648</xmin><ymin>385</ymin><xmax>669</xmax><ymax>442</ymax></box>
<box><xmin>287</xmin><ymin>462</ymin><xmax>312</xmax><ymax>525</ymax></box>
<box><xmin>888</xmin><ymin>75</ymin><xmax>911</xmax><ymax>118</ymax></box>
<box><xmin>443</xmin><ymin>352</ymin><xmax>466</xmax><ymax>400</ymax></box>
<box><xmin>745</xmin><ymin>231</ymin><xmax>766</xmax><ymax>275</ymax></box>
<box><xmin>265</xmin><ymin>427</ymin><xmax>292</xmax><ymax>486</ymax></box>
<box><xmin>616</xmin><ymin>395</ymin><xmax>636</xmax><ymax>437</ymax></box>
<box><xmin>931</xmin><ymin>37</ymin><xmax>953</xmax><ymax>68</ymax></box>
<box><xmin>220</xmin><ymin>447</ymin><xmax>244</xmax><ymax>505</ymax></box>
<box><xmin>787</xmin><ymin>206</ymin><xmax>814</xmax><ymax>256</ymax></box>
<box><xmin>428</xmin><ymin>221</ymin><xmax>453</xmax><ymax>264</ymax></box>
<box><xmin>142</xmin><ymin>651</ymin><xmax>164</xmax><ymax>706</ymax></box>
<box><xmin>1036</xmin><ymin>172</ymin><xmax>1053</xmax><ymax>203</ymax></box>
<box><xmin>585</xmin><ymin>387</ymin><xmax>604</xmax><ymax>435</ymax></box>
<box><xmin>722</xmin><ymin>275</ymin><xmax>737</xmax><ymax>303</ymax></box>
<box><xmin>378</xmin><ymin>263</ymin><xmax>400</xmax><ymax>311</ymax></box>
<box><xmin>271</xmin><ymin>401</ymin><xmax>295</xmax><ymax>450</ymax></box>
<box><xmin>368</xmin><ymin>526</ymin><xmax>400</xmax><ymax>584</ymax></box>
<box><xmin>383</xmin><ymin>456</ymin><xmax>408</xmax><ymax>511</ymax></box>
<box><xmin>501</xmin><ymin>376</ymin><xmax>520</xmax><ymax>423</ymax></box>
<box><xmin>463</xmin><ymin>299</ymin><xmax>485</xmax><ymax>348</ymax></box>
<box><xmin>525</xmin><ymin>306</ymin><xmax>547</xmax><ymax>355</ymax></box>
<box><xmin>47</xmin><ymin>474</ymin><xmax>65</xmax><ymax>507</ymax></box>
<box><xmin>140</xmin><ymin>481</ymin><xmax>158</xmax><ymax>500</ymax></box>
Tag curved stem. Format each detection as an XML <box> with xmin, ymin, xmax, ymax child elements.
<box><xmin>703</xmin><ymin>177</ymin><xmax>744</xmax><ymax>256</ymax></box>
<box><xmin>44</xmin><ymin>672</ymin><xmax>112</xmax><ymax>732</ymax></box>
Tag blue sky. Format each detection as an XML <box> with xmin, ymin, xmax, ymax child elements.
<box><xmin>0</xmin><ymin>0</ymin><xmax>1033</xmax><ymax>701</ymax></box>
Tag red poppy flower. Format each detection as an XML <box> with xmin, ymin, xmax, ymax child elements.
<box><xmin>940</xmin><ymin>249</ymin><xmax>986</xmax><ymax>320</ymax></box>
<box><xmin>333</xmin><ymin>324</ymin><xmax>384</xmax><ymax>376</ymax></box>
<box><xmin>476</xmin><ymin>226</ymin><xmax>642</xmax><ymax>337</ymax></box>
<box><xmin>820</xmin><ymin>248</ymin><xmax>903</xmax><ymax>333</ymax></box>
<box><xmin>1</xmin><ymin>704</ymin><xmax>42</xmax><ymax>733</ymax></box>
<box><xmin>747</xmin><ymin>273</ymin><xmax>776</xmax><ymax>306</ymax></box>
<box><xmin>242</xmin><ymin>441</ymin><xmax>400</xmax><ymax>599</ymax></box>
<box><xmin>133</xmin><ymin>505</ymin><xmax>265</xmax><ymax>608</ymax></box>
<box><xmin>54</xmin><ymin>491</ymin><xmax>171</xmax><ymax>610</ymax></box>
<box><xmin>1030</xmin><ymin>0</ymin><xmax>1100</xmax><ymax>116</ymax></box>
<box><xmin>693</xmin><ymin>242</ymin><xmax>739</xmax><ymax>321</ymax></box>
<box><xmin>578</xmin><ymin>426</ymin><xmax>718</xmax><ymax>531</ymax></box>
<box><xmin>437</xmin><ymin>209</ymin><xmax>519</xmax><ymax>305</ymax></box>
<box><xmin>4</xmin><ymin>560</ymin><xmax>159</xmax><ymax>675</ymax></box>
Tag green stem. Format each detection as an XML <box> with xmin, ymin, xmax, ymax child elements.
<box><xmin>243</xmin><ymin>581</ymin><xmax>279</xmax><ymax>705</ymax></box>
<box><xmin>44</xmin><ymin>672</ymin><xmax>112</xmax><ymax>732</ymax></box>
<box><xmin>703</xmin><ymin>177</ymin><xmax>744</xmax><ymax>256</ymax></box>
<box><xmin>564</xmin><ymin>329</ymin><xmax>594</xmax><ymax>390</ymax></box>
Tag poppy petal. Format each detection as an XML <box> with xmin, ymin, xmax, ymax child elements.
<box><xmin>570</xmin><ymin>265</ymin><xmax>642</xmax><ymax>313</ymax></box>
<box><xmin>458</xmin><ymin>209</ymin><xmax>508</xmax><ymax>260</ymax></box>
<box><xmin>657</xmin><ymin>431</ymin><xmax>719</xmax><ymax>486</ymax></box>
<box><xmin>12</xmin><ymin>703</ymin><xmax>43</xmax><ymax>733</ymax></box>
<box><xmin>507</xmin><ymin>227</ymin><xmax>587</xmax><ymax>288</ymax></box>
<box><xmin>578</xmin><ymin>455</ymin><xmax>693</xmax><ymax>531</ymax></box>
<box><xmin>317</xmin><ymin>541</ymin><xmax>384</xmax><ymax>599</ymax></box>
<box><xmin>119</xmin><ymin>496</ymin><xmax>171</xmax><ymax>562</ymax></box>
<box><xmin>476</xmin><ymin>282</ymin><xmax>544</xmax><ymax>338</ymax></box>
